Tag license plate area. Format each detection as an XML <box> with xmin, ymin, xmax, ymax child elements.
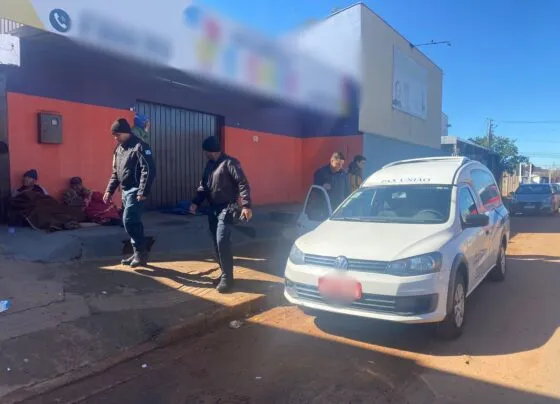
<box><xmin>318</xmin><ymin>276</ymin><xmax>362</xmax><ymax>302</ymax></box>
<box><xmin>524</xmin><ymin>204</ymin><xmax>536</xmax><ymax>209</ymax></box>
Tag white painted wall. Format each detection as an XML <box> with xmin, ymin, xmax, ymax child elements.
<box><xmin>360</xmin><ymin>6</ymin><xmax>443</xmax><ymax>149</ymax></box>
<box><xmin>282</xmin><ymin>5</ymin><xmax>362</xmax><ymax>81</ymax></box>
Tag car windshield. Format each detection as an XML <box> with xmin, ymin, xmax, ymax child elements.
<box><xmin>331</xmin><ymin>185</ymin><xmax>453</xmax><ymax>224</ymax></box>
<box><xmin>516</xmin><ymin>185</ymin><xmax>551</xmax><ymax>195</ymax></box>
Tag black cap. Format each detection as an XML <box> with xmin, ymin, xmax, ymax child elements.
<box><xmin>111</xmin><ymin>118</ymin><xmax>132</xmax><ymax>134</ymax></box>
<box><xmin>23</xmin><ymin>169</ymin><xmax>38</xmax><ymax>180</ymax></box>
<box><xmin>202</xmin><ymin>136</ymin><xmax>221</xmax><ymax>152</ymax></box>
<box><xmin>70</xmin><ymin>176</ymin><xmax>82</xmax><ymax>186</ymax></box>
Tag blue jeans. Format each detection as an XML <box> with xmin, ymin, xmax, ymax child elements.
<box><xmin>122</xmin><ymin>188</ymin><xmax>145</xmax><ymax>253</ymax></box>
<box><xmin>208</xmin><ymin>207</ymin><xmax>234</xmax><ymax>280</ymax></box>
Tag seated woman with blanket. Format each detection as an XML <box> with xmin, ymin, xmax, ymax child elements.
<box><xmin>63</xmin><ymin>177</ymin><xmax>121</xmax><ymax>225</ymax></box>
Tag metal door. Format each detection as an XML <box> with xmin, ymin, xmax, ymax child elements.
<box><xmin>135</xmin><ymin>101</ymin><xmax>222</xmax><ymax>209</ymax></box>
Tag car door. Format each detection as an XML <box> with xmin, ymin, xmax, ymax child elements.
<box><xmin>457</xmin><ymin>186</ymin><xmax>488</xmax><ymax>287</ymax></box>
<box><xmin>296</xmin><ymin>185</ymin><xmax>333</xmax><ymax>236</ymax></box>
<box><xmin>472</xmin><ymin>169</ymin><xmax>503</xmax><ymax>275</ymax></box>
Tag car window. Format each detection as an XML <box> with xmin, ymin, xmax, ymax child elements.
<box><xmin>305</xmin><ymin>187</ymin><xmax>330</xmax><ymax>221</ymax></box>
<box><xmin>331</xmin><ymin>185</ymin><xmax>452</xmax><ymax>224</ymax></box>
<box><xmin>471</xmin><ymin>169</ymin><xmax>501</xmax><ymax>209</ymax></box>
<box><xmin>516</xmin><ymin>184</ymin><xmax>552</xmax><ymax>195</ymax></box>
<box><xmin>458</xmin><ymin>187</ymin><xmax>479</xmax><ymax>222</ymax></box>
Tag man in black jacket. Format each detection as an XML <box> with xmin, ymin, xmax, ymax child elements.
<box><xmin>190</xmin><ymin>136</ymin><xmax>252</xmax><ymax>293</ymax></box>
<box><xmin>104</xmin><ymin>118</ymin><xmax>156</xmax><ymax>267</ymax></box>
<box><xmin>314</xmin><ymin>151</ymin><xmax>351</xmax><ymax>208</ymax></box>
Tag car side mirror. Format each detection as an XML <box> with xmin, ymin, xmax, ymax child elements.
<box><xmin>463</xmin><ymin>214</ymin><xmax>489</xmax><ymax>228</ymax></box>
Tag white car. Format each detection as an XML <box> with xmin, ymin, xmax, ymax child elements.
<box><xmin>284</xmin><ymin>157</ymin><xmax>510</xmax><ymax>339</ymax></box>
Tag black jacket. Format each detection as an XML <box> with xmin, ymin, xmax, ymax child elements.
<box><xmin>313</xmin><ymin>165</ymin><xmax>351</xmax><ymax>208</ymax></box>
<box><xmin>106</xmin><ymin>135</ymin><xmax>156</xmax><ymax>197</ymax></box>
<box><xmin>192</xmin><ymin>154</ymin><xmax>251</xmax><ymax>208</ymax></box>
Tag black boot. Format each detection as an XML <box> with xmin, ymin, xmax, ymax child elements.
<box><xmin>121</xmin><ymin>255</ymin><xmax>135</xmax><ymax>266</ymax></box>
<box><xmin>216</xmin><ymin>277</ymin><xmax>234</xmax><ymax>293</ymax></box>
<box><xmin>130</xmin><ymin>252</ymin><xmax>149</xmax><ymax>268</ymax></box>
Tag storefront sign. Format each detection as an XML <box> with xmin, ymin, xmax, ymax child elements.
<box><xmin>392</xmin><ymin>47</ymin><xmax>428</xmax><ymax>120</ymax></box>
<box><xmin>1</xmin><ymin>0</ymin><xmax>351</xmax><ymax>116</ymax></box>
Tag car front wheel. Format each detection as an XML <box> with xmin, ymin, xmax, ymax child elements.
<box><xmin>435</xmin><ymin>272</ymin><xmax>466</xmax><ymax>340</ymax></box>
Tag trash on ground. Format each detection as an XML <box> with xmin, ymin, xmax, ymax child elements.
<box><xmin>23</xmin><ymin>358</ymin><xmax>29</xmax><ymax>363</ymax></box>
<box><xmin>101</xmin><ymin>291</ymin><xmax>108</xmax><ymax>295</ymax></box>
<box><xmin>255</xmin><ymin>376</ymin><xmax>262</xmax><ymax>380</ymax></box>
<box><xmin>6</xmin><ymin>368</ymin><xmax>11</xmax><ymax>372</ymax></box>
<box><xmin>0</xmin><ymin>300</ymin><xmax>11</xmax><ymax>313</ymax></box>
<box><xmin>229</xmin><ymin>320</ymin><xmax>243</xmax><ymax>329</ymax></box>
<box><xmin>142</xmin><ymin>364</ymin><xmax>148</xmax><ymax>369</ymax></box>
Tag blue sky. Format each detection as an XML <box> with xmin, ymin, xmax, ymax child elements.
<box><xmin>200</xmin><ymin>0</ymin><xmax>560</xmax><ymax>167</ymax></box>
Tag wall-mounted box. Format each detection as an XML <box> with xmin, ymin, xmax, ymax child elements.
<box><xmin>38</xmin><ymin>113</ymin><xmax>62</xmax><ymax>144</ymax></box>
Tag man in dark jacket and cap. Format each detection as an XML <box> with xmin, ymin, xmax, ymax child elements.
<box><xmin>190</xmin><ymin>136</ymin><xmax>252</xmax><ymax>293</ymax></box>
<box><xmin>104</xmin><ymin>118</ymin><xmax>156</xmax><ymax>267</ymax></box>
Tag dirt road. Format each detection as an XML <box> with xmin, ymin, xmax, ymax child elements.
<box><xmin>24</xmin><ymin>216</ymin><xmax>560</xmax><ymax>403</ymax></box>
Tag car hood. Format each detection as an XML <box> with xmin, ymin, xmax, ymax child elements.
<box><xmin>514</xmin><ymin>194</ymin><xmax>551</xmax><ymax>203</ymax></box>
<box><xmin>296</xmin><ymin>219</ymin><xmax>455</xmax><ymax>262</ymax></box>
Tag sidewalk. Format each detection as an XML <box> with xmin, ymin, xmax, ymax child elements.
<box><xmin>0</xmin><ymin>205</ymin><xmax>299</xmax><ymax>262</ymax></box>
<box><xmin>0</xmin><ymin>207</ymin><xmax>298</xmax><ymax>403</ymax></box>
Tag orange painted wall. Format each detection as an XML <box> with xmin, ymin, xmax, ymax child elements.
<box><xmin>224</xmin><ymin>127</ymin><xmax>303</xmax><ymax>204</ymax></box>
<box><xmin>224</xmin><ymin>126</ymin><xmax>363</xmax><ymax>205</ymax></box>
<box><xmin>7</xmin><ymin>92</ymin><xmax>132</xmax><ymax>201</ymax></box>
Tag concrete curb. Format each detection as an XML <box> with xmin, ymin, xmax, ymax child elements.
<box><xmin>3</xmin><ymin>285</ymin><xmax>286</xmax><ymax>404</ymax></box>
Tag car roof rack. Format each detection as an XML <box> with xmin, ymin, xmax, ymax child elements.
<box><xmin>382</xmin><ymin>156</ymin><xmax>471</xmax><ymax>169</ymax></box>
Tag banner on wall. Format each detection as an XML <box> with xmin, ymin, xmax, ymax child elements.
<box><xmin>0</xmin><ymin>0</ymin><xmax>351</xmax><ymax>116</ymax></box>
<box><xmin>392</xmin><ymin>47</ymin><xmax>428</xmax><ymax>120</ymax></box>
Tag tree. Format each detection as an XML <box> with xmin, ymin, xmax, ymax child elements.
<box><xmin>469</xmin><ymin>135</ymin><xmax>528</xmax><ymax>174</ymax></box>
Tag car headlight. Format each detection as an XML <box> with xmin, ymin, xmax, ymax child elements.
<box><xmin>387</xmin><ymin>252</ymin><xmax>443</xmax><ymax>276</ymax></box>
<box><xmin>289</xmin><ymin>245</ymin><xmax>306</xmax><ymax>265</ymax></box>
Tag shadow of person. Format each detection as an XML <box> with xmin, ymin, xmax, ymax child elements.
<box><xmin>135</xmin><ymin>266</ymin><xmax>220</xmax><ymax>288</ymax></box>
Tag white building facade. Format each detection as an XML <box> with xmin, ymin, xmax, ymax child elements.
<box><xmin>285</xmin><ymin>4</ymin><xmax>444</xmax><ymax>175</ymax></box>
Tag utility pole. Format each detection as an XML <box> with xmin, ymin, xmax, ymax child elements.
<box><xmin>486</xmin><ymin>119</ymin><xmax>496</xmax><ymax>148</ymax></box>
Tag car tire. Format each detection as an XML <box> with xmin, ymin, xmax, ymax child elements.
<box><xmin>489</xmin><ymin>242</ymin><xmax>507</xmax><ymax>282</ymax></box>
<box><xmin>435</xmin><ymin>272</ymin><xmax>466</xmax><ymax>340</ymax></box>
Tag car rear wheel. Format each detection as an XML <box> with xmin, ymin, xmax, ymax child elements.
<box><xmin>435</xmin><ymin>273</ymin><xmax>466</xmax><ymax>340</ymax></box>
<box><xmin>489</xmin><ymin>243</ymin><xmax>507</xmax><ymax>282</ymax></box>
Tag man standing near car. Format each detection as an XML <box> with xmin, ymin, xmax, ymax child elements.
<box><xmin>104</xmin><ymin>118</ymin><xmax>156</xmax><ymax>267</ymax></box>
<box><xmin>313</xmin><ymin>151</ymin><xmax>351</xmax><ymax>208</ymax></box>
<box><xmin>190</xmin><ymin>136</ymin><xmax>252</xmax><ymax>293</ymax></box>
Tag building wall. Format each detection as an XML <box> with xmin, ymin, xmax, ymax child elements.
<box><xmin>283</xmin><ymin>6</ymin><xmax>362</xmax><ymax>82</ymax></box>
<box><xmin>363</xmin><ymin>132</ymin><xmax>444</xmax><ymax>177</ymax></box>
<box><xmin>360</xmin><ymin>6</ymin><xmax>443</xmax><ymax>149</ymax></box>
<box><xmin>2</xmin><ymin>36</ymin><xmax>361</xmax><ymax>206</ymax></box>
<box><xmin>7</xmin><ymin>92</ymin><xmax>131</xmax><ymax>200</ymax></box>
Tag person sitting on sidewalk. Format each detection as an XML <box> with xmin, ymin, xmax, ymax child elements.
<box><xmin>63</xmin><ymin>177</ymin><xmax>121</xmax><ymax>226</ymax></box>
<box><xmin>11</xmin><ymin>169</ymin><xmax>48</xmax><ymax>198</ymax></box>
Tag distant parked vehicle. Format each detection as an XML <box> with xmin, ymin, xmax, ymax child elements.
<box><xmin>509</xmin><ymin>184</ymin><xmax>560</xmax><ymax>215</ymax></box>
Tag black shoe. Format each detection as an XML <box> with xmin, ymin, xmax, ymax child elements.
<box><xmin>216</xmin><ymin>278</ymin><xmax>234</xmax><ymax>293</ymax></box>
<box><xmin>130</xmin><ymin>253</ymin><xmax>149</xmax><ymax>268</ymax></box>
<box><xmin>121</xmin><ymin>255</ymin><xmax>135</xmax><ymax>266</ymax></box>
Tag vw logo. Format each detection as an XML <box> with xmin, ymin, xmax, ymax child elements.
<box><xmin>334</xmin><ymin>256</ymin><xmax>349</xmax><ymax>270</ymax></box>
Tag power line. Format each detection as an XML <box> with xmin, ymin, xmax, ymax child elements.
<box><xmin>499</xmin><ymin>120</ymin><xmax>560</xmax><ymax>124</ymax></box>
